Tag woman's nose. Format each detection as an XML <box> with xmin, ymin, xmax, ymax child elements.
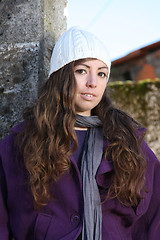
<box><xmin>86</xmin><ymin>73</ymin><xmax>97</xmax><ymax>88</ymax></box>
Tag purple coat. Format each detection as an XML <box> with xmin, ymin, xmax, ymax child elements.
<box><xmin>0</xmin><ymin>123</ymin><xmax>160</xmax><ymax>240</ymax></box>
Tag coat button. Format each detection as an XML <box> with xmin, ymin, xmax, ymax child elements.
<box><xmin>70</xmin><ymin>213</ymin><xmax>80</xmax><ymax>223</ymax></box>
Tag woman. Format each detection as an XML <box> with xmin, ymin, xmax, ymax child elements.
<box><xmin>0</xmin><ymin>26</ymin><xmax>160</xmax><ymax>240</ymax></box>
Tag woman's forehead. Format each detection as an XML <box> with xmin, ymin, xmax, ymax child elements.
<box><xmin>74</xmin><ymin>58</ymin><xmax>108</xmax><ymax>69</ymax></box>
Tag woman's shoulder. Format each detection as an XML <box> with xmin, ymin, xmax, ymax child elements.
<box><xmin>139</xmin><ymin>135</ymin><xmax>160</xmax><ymax>195</ymax></box>
<box><xmin>141</xmin><ymin>139</ymin><xmax>159</xmax><ymax>165</ymax></box>
<box><xmin>134</xmin><ymin>125</ymin><xmax>159</xmax><ymax>163</ymax></box>
<box><xmin>136</xmin><ymin>126</ymin><xmax>159</xmax><ymax>162</ymax></box>
<box><xmin>0</xmin><ymin>121</ymin><xmax>25</xmax><ymax>156</ymax></box>
<box><xmin>136</xmin><ymin>126</ymin><xmax>146</xmax><ymax>137</ymax></box>
<box><xmin>10</xmin><ymin>121</ymin><xmax>26</xmax><ymax>134</ymax></box>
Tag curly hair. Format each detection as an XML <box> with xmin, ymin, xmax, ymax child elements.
<box><xmin>93</xmin><ymin>94</ymin><xmax>146</xmax><ymax>206</ymax></box>
<box><xmin>16</xmin><ymin>59</ymin><xmax>146</xmax><ymax>209</ymax></box>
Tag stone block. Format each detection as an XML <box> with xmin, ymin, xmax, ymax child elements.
<box><xmin>0</xmin><ymin>0</ymin><xmax>67</xmax><ymax>138</ymax></box>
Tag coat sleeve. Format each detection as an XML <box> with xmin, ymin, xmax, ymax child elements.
<box><xmin>0</xmin><ymin>140</ymin><xmax>12</xmax><ymax>239</ymax></box>
<box><xmin>141</xmin><ymin>141</ymin><xmax>160</xmax><ymax>239</ymax></box>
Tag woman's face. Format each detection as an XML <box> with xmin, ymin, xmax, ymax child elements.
<box><xmin>74</xmin><ymin>59</ymin><xmax>108</xmax><ymax>116</ymax></box>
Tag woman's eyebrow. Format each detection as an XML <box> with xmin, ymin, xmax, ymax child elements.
<box><xmin>98</xmin><ymin>66</ymin><xmax>108</xmax><ymax>70</ymax></box>
<box><xmin>76</xmin><ymin>64</ymin><xmax>108</xmax><ymax>70</ymax></box>
<box><xmin>76</xmin><ymin>64</ymin><xmax>90</xmax><ymax>68</ymax></box>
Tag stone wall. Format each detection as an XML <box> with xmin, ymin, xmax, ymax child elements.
<box><xmin>0</xmin><ymin>0</ymin><xmax>67</xmax><ymax>139</ymax></box>
<box><xmin>108</xmin><ymin>79</ymin><xmax>160</xmax><ymax>160</ymax></box>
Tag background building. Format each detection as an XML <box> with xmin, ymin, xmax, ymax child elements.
<box><xmin>110</xmin><ymin>41</ymin><xmax>160</xmax><ymax>82</ymax></box>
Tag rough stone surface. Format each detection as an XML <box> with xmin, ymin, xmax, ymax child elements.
<box><xmin>0</xmin><ymin>0</ymin><xmax>67</xmax><ymax>139</ymax></box>
<box><xmin>0</xmin><ymin>42</ymin><xmax>39</xmax><ymax>138</ymax></box>
<box><xmin>0</xmin><ymin>0</ymin><xmax>41</xmax><ymax>43</ymax></box>
<box><xmin>109</xmin><ymin>79</ymin><xmax>160</xmax><ymax>160</ymax></box>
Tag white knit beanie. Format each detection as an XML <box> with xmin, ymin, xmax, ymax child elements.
<box><xmin>49</xmin><ymin>26</ymin><xmax>111</xmax><ymax>81</ymax></box>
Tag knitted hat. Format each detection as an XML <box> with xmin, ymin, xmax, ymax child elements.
<box><xmin>49</xmin><ymin>26</ymin><xmax>111</xmax><ymax>81</ymax></box>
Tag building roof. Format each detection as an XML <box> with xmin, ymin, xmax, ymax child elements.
<box><xmin>112</xmin><ymin>41</ymin><xmax>160</xmax><ymax>66</ymax></box>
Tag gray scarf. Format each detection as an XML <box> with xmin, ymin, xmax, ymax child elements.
<box><xmin>75</xmin><ymin>115</ymin><xmax>103</xmax><ymax>240</ymax></box>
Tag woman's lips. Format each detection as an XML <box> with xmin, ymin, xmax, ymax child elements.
<box><xmin>81</xmin><ymin>92</ymin><xmax>96</xmax><ymax>100</ymax></box>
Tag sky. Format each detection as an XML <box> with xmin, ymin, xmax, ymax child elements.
<box><xmin>67</xmin><ymin>0</ymin><xmax>160</xmax><ymax>61</ymax></box>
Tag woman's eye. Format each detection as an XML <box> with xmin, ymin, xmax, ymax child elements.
<box><xmin>98</xmin><ymin>72</ymin><xmax>107</xmax><ymax>78</ymax></box>
<box><xmin>75</xmin><ymin>69</ymin><xmax>86</xmax><ymax>75</ymax></box>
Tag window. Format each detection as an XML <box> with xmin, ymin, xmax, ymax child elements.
<box><xmin>123</xmin><ymin>71</ymin><xmax>132</xmax><ymax>81</ymax></box>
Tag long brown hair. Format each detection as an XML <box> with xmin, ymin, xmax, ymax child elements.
<box><xmin>16</xmin><ymin>59</ymin><xmax>146</xmax><ymax>208</ymax></box>
<box><xmin>93</xmin><ymin>94</ymin><xmax>146</xmax><ymax>206</ymax></box>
